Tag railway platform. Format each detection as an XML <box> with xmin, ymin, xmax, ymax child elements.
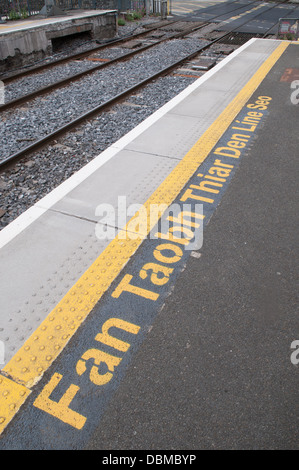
<box><xmin>0</xmin><ymin>9</ymin><xmax>117</xmax><ymax>73</ymax></box>
<box><xmin>0</xmin><ymin>37</ymin><xmax>298</xmax><ymax>450</ymax></box>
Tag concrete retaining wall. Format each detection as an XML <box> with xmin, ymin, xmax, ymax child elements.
<box><xmin>0</xmin><ymin>10</ymin><xmax>117</xmax><ymax>74</ymax></box>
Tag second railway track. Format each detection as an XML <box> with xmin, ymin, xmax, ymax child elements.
<box><xmin>0</xmin><ymin>21</ymin><xmax>208</xmax><ymax>111</ymax></box>
<box><xmin>0</xmin><ymin>0</ymin><xmax>269</xmax><ymax>110</ymax></box>
<box><xmin>0</xmin><ymin>1</ymin><xmax>264</xmax><ymax>109</ymax></box>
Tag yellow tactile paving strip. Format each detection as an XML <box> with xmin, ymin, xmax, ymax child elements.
<box><xmin>0</xmin><ymin>375</ymin><xmax>31</xmax><ymax>429</ymax></box>
<box><xmin>0</xmin><ymin>41</ymin><xmax>289</xmax><ymax>435</ymax></box>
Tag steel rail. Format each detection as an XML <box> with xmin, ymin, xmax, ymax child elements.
<box><xmin>1</xmin><ymin>0</ymin><xmax>261</xmax><ymax>84</ymax></box>
<box><xmin>0</xmin><ymin>1</ymin><xmax>265</xmax><ymax>111</ymax></box>
<box><xmin>0</xmin><ymin>19</ymin><xmax>180</xmax><ymax>84</ymax></box>
<box><xmin>0</xmin><ymin>23</ymin><xmax>208</xmax><ymax>112</ymax></box>
<box><xmin>262</xmin><ymin>2</ymin><xmax>299</xmax><ymax>37</ymax></box>
<box><xmin>0</xmin><ymin>43</ymin><xmax>216</xmax><ymax>170</ymax></box>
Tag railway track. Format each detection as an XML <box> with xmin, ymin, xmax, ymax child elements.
<box><xmin>0</xmin><ymin>0</ymin><xmax>264</xmax><ymax>110</ymax></box>
<box><xmin>0</xmin><ymin>0</ymin><xmax>259</xmax><ymax>84</ymax></box>
<box><xmin>0</xmin><ymin>0</ymin><xmax>292</xmax><ymax>172</ymax></box>
<box><xmin>262</xmin><ymin>0</ymin><xmax>299</xmax><ymax>37</ymax></box>
<box><xmin>0</xmin><ymin>19</ymin><xmax>180</xmax><ymax>84</ymax></box>
<box><xmin>0</xmin><ymin>23</ymin><xmax>207</xmax><ymax>111</ymax></box>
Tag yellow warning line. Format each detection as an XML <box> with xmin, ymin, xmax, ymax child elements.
<box><xmin>0</xmin><ymin>21</ymin><xmax>36</xmax><ymax>30</ymax></box>
<box><xmin>0</xmin><ymin>41</ymin><xmax>289</xmax><ymax>434</ymax></box>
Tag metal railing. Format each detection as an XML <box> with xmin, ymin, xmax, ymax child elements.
<box><xmin>118</xmin><ymin>0</ymin><xmax>169</xmax><ymax>15</ymax></box>
<box><xmin>151</xmin><ymin>0</ymin><xmax>169</xmax><ymax>15</ymax></box>
<box><xmin>0</xmin><ymin>0</ymin><xmax>44</xmax><ymax>17</ymax></box>
<box><xmin>117</xmin><ymin>0</ymin><xmax>146</xmax><ymax>12</ymax></box>
<box><xmin>0</xmin><ymin>0</ymin><xmax>170</xmax><ymax>18</ymax></box>
<box><xmin>0</xmin><ymin>0</ymin><xmax>118</xmax><ymax>17</ymax></box>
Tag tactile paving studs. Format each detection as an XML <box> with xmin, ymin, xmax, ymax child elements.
<box><xmin>0</xmin><ymin>374</ymin><xmax>30</xmax><ymax>434</ymax></box>
<box><xmin>0</xmin><ymin>228</ymin><xmax>110</xmax><ymax>367</ymax></box>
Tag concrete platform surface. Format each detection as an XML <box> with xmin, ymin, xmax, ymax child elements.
<box><xmin>0</xmin><ymin>38</ymin><xmax>298</xmax><ymax>450</ymax></box>
<box><xmin>0</xmin><ymin>10</ymin><xmax>116</xmax><ymax>35</ymax></box>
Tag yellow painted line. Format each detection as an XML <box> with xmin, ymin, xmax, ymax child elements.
<box><xmin>0</xmin><ymin>41</ymin><xmax>289</xmax><ymax>435</ymax></box>
<box><xmin>0</xmin><ymin>21</ymin><xmax>36</xmax><ymax>30</ymax></box>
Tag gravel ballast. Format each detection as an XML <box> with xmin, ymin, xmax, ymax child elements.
<box><xmin>0</xmin><ymin>37</ymin><xmax>209</xmax><ymax>160</ymax></box>
<box><xmin>0</xmin><ymin>72</ymin><xmax>199</xmax><ymax>230</ymax></box>
<box><xmin>0</xmin><ymin>17</ymin><xmax>222</xmax><ymax>231</ymax></box>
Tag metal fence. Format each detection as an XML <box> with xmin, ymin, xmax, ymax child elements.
<box><xmin>117</xmin><ymin>0</ymin><xmax>145</xmax><ymax>12</ymax></box>
<box><xmin>0</xmin><ymin>0</ymin><xmax>170</xmax><ymax>17</ymax></box>
<box><xmin>0</xmin><ymin>1</ymin><xmax>44</xmax><ymax>17</ymax></box>
<box><xmin>0</xmin><ymin>0</ymin><xmax>118</xmax><ymax>16</ymax></box>
<box><xmin>152</xmin><ymin>0</ymin><xmax>169</xmax><ymax>14</ymax></box>
<box><xmin>151</xmin><ymin>0</ymin><xmax>161</xmax><ymax>13</ymax></box>
<box><xmin>118</xmin><ymin>0</ymin><xmax>169</xmax><ymax>14</ymax></box>
<box><xmin>56</xmin><ymin>1</ymin><xmax>117</xmax><ymax>10</ymax></box>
